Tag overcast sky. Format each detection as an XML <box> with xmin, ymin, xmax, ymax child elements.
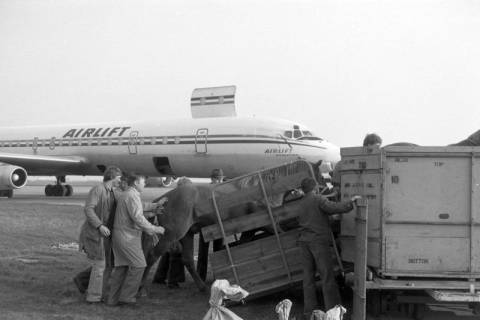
<box><xmin>1</xmin><ymin>0</ymin><xmax>479</xmax><ymax>147</ymax></box>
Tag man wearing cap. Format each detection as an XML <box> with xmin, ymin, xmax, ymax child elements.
<box><xmin>196</xmin><ymin>168</ymin><xmax>225</xmax><ymax>280</ymax></box>
<box><xmin>297</xmin><ymin>177</ymin><xmax>360</xmax><ymax>319</ymax></box>
<box><xmin>331</xmin><ymin>133</ymin><xmax>382</xmax><ymax>189</ymax></box>
<box><xmin>210</xmin><ymin>168</ymin><xmax>225</xmax><ymax>184</ymax></box>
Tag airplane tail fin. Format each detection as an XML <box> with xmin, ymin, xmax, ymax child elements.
<box><xmin>190</xmin><ymin>85</ymin><xmax>236</xmax><ymax>118</ymax></box>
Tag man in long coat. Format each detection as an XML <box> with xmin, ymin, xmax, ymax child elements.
<box><xmin>107</xmin><ymin>173</ymin><xmax>165</xmax><ymax>306</ymax></box>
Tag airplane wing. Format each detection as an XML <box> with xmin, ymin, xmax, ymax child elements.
<box><xmin>0</xmin><ymin>152</ymin><xmax>88</xmax><ymax>175</ymax></box>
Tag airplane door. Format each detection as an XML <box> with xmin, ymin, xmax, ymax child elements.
<box><xmin>128</xmin><ymin>131</ymin><xmax>139</xmax><ymax>154</ymax></box>
<box><xmin>195</xmin><ymin>128</ymin><xmax>208</xmax><ymax>153</ymax></box>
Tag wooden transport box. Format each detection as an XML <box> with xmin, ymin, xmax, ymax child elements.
<box><xmin>201</xmin><ymin>160</ymin><xmax>317</xmax><ymax>297</ymax></box>
<box><xmin>210</xmin><ymin>230</ymin><xmax>303</xmax><ymax>297</ymax></box>
<box><xmin>339</xmin><ymin>145</ymin><xmax>480</xmax><ymax>278</ymax></box>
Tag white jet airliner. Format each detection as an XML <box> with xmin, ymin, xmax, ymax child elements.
<box><xmin>0</xmin><ymin>86</ymin><xmax>340</xmax><ymax>197</ymax></box>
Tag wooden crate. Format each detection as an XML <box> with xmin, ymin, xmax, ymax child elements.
<box><xmin>201</xmin><ymin>160</ymin><xmax>317</xmax><ymax>297</ymax></box>
<box><xmin>210</xmin><ymin>230</ymin><xmax>303</xmax><ymax>297</ymax></box>
<box><xmin>340</xmin><ymin>145</ymin><xmax>480</xmax><ymax>278</ymax></box>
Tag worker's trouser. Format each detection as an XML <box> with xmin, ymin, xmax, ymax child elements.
<box><xmin>299</xmin><ymin>239</ymin><xmax>341</xmax><ymax>317</ymax></box>
<box><xmin>74</xmin><ymin>267</ymin><xmax>91</xmax><ymax>293</ymax></box>
<box><xmin>153</xmin><ymin>251</ymin><xmax>185</xmax><ymax>285</ymax></box>
<box><xmin>85</xmin><ymin>258</ymin><xmax>112</xmax><ymax>302</ymax></box>
<box><xmin>107</xmin><ymin>266</ymin><xmax>145</xmax><ymax>304</ymax></box>
<box><xmin>197</xmin><ymin>233</ymin><xmax>223</xmax><ymax>281</ymax></box>
<box><xmin>76</xmin><ymin>240</ymin><xmax>114</xmax><ymax>301</ymax></box>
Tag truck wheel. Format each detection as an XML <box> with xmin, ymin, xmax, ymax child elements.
<box><xmin>367</xmin><ymin>291</ymin><xmax>382</xmax><ymax>317</ymax></box>
<box><xmin>413</xmin><ymin>304</ymin><xmax>426</xmax><ymax>320</ymax></box>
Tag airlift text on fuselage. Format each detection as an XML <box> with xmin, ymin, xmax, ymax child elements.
<box><xmin>264</xmin><ymin>147</ymin><xmax>293</xmax><ymax>154</ymax></box>
<box><xmin>62</xmin><ymin>126</ymin><xmax>131</xmax><ymax>138</ymax></box>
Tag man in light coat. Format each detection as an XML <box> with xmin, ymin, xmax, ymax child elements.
<box><xmin>107</xmin><ymin>173</ymin><xmax>165</xmax><ymax>306</ymax></box>
<box><xmin>75</xmin><ymin>166</ymin><xmax>122</xmax><ymax>303</ymax></box>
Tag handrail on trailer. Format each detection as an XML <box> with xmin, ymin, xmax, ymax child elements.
<box><xmin>352</xmin><ymin>199</ymin><xmax>369</xmax><ymax>320</ymax></box>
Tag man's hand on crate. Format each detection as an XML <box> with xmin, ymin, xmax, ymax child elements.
<box><xmin>350</xmin><ymin>195</ymin><xmax>362</xmax><ymax>204</ymax></box>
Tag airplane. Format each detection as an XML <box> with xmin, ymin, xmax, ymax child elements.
<box><xmin>0</xmin><ymin>86</ymin><xmax>340</xmax><ymax>197</ymax></box>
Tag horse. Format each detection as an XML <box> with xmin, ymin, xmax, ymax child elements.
<box><xmin>140</xmin><ymin>182</ymin><xmax>257</xmax><ymax>292</ymax></box>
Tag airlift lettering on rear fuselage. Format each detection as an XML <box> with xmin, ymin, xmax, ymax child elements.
<box><xmin>62</xmin><ymin>127</ymin><xmax>131</xmax><ymax>138</ymax></box>
<box><xmin>265</xmin><ymin>147</ymin><xmax>293</xmax><ymax>154</ymax></box>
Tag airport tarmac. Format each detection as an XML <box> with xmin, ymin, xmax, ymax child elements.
<box><xmin>0</xmin><ymin>184</ymin><xmax>477</xmax><ymax>319</ymax></box>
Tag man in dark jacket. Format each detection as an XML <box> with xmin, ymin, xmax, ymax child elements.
<box><xmin>297</xmin><ymin>177</ymin><xmax>360</xmax><ymax>319</ymax></box>
<box><xmin>74</xmin><ymin>166</ymin><xmax>122</xmax><ymax>303</ymax></box>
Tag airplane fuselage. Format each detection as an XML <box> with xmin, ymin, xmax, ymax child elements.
<box><xmin>0</xmin><ymin>116</ymin><xmax>340</xmax><ymax>179</ymax></box>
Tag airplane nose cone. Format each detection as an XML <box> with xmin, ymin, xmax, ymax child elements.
<box><xmin>323</xmin><ymin>141</ymin><xmax>341</xmax><ymax>163</ymax></box>
<box><xmin>12</xmin><ymin>174</ymin><xmax>19</xmax><ymax>182</ymax></box>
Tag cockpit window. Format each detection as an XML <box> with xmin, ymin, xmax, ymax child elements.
<box><xmin>282</xmin><ymin>127</ymin><xmax>323</xmax><ymax>141</ymax></box>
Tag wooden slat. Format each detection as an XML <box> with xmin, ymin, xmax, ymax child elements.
<box><xmin>212</xmin><ymin>247</ymin><xmax>302</xmax><ymax>280</ymax></box>
<box><xmin>240</xmin><ymin>265</ymin><xmax>303</xmax><ymax>288</ymax></box>
<box><xmin>427</xmin><ymin>290</ymin><xmax>480</xmax><ymax>302</ymax></box>
<box><xmin>210</xmin><ymin>230</ymin><xmax>301</xmax><ymax>266</ymax></box>
<box><xmin>202</xmin><ymin>201</ymin><xmax>304</xmax><ymax>242</ymax></box>
<box><xmin>214</xmin><ymin>261</ymin><xmax>303</xmax><ymax>291</ymax></box>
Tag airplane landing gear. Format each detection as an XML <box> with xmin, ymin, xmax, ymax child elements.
<box><xmin>0</xmin><ymin>189</ymin><xmax>13</xmax><ymax>198</ymax></box>
<box><xmin>45</xmin><ymin>176</ymin><xmax>73</xmax><ymax>197</ymax></box>
<box><xmin>160</xmin><ymin>177</ymin><xmax>176</xmax><ymax>187</ymax></box>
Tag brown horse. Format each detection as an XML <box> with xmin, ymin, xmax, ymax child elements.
<box><xmin>140</xmin><ymin>181</ymin><xmax>267</xmax><ymax>293</ymax></box>
<box><xmin>140</xmin><ymin>183</ymin><xmax>214</xmax><ymax>293</ymax></box>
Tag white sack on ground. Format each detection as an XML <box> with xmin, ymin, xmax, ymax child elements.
<box><xmin>275</xmin><ymin>299</ymin><xmax>292</xmax><ymax>320</ymax></box>
<box><xmin>310</xmin><ymin>305</ymin><xmax>346</xmax><ymax>320</ymax></box>
<box><xmin>326</xmin><ymin>305</ymin><xmax>346</xmax><ymax>320</ymax></box>
<box><xmin>202</xmin><ymin>279</ymin><xmax>249</xmax><ymax>320</ymax></box>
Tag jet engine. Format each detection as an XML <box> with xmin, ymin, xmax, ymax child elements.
<box><xmin>0</xmin><ymin>164</ymin><xmax>28</xmax><ymax>189</ymax></box>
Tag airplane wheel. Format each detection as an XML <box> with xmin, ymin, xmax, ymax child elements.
<box><xmin>65</xmin><ymin>185</ymin><xmax>73</xmax><ymax>197</ymax></box>
<box><xmin>7</xmin><ymin>190</ymin><xmax>13</xmax><ymax>198</ymax></box>
<box><xmin>47</xmin><ymin>185</ymin><xmax>66</xmax><ymax>196</ymax></box>
<box><xmin>55</xmin><ymin>185</ymin><xmax>67</xmax><ymax>196</ymax></box>
<box><xmin>469</xmin><ymin>302</ymin><xmax>480</xmax><ymax>315</ymax></box>
<box><xmin>160</xmin><ymin>177</ymin><xmax>175</xmax><ymax>187</ymax></box>
<box><xmin>45</xmin><ymin>184</ymin><xmax>53</xmax><ymax>196</ymax></box>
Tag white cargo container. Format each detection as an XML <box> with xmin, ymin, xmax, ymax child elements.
<box><xmin>339</xmin><ymin>145</ymin><xmax>480</xmax><ymax>278</ymax></box>
<box><xmin>339</xmin><ymin>146</ymin><xmax>480</xmax><ymax>319</ymax></box>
